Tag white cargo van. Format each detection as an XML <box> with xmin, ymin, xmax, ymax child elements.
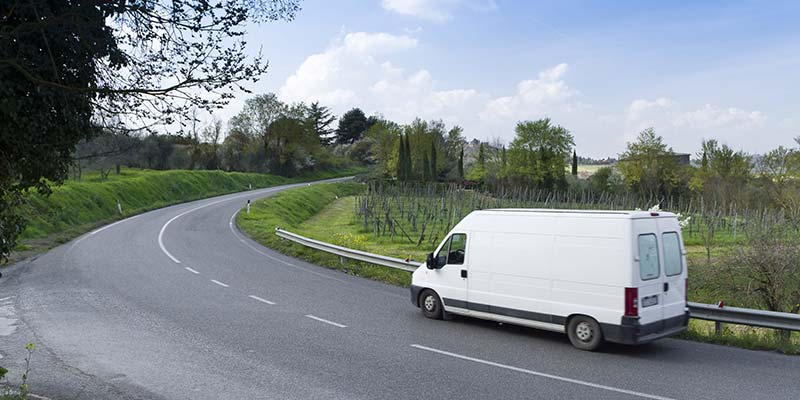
<box><xmin>410</xmin><ymin>209</ymin><xmax>689</xmax><ymax>351</ymax></box>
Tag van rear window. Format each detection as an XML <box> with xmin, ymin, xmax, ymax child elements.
<box><xmin>663</xmin><ymin>232</ymin><xmax>683</xmax><ymax>276</ymax></box>
<box><xmin>638</xmin><ymin>234</ymin><xmax>659</xmax><ymax>280</ymax></box>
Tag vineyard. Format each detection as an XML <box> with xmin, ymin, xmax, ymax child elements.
<box><xmin>354</xmin><ymin>182</ymin><xmax>800</xmax><ymax>250</ymax></box>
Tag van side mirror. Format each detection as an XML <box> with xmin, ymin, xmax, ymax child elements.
<box><xmin>426</xmin><ymin>253</ymin><xmax>436</xmax><ymax>270</ymax></box>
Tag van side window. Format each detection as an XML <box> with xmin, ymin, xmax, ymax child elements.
<box><xmin>638</xmin><ymin>234</ymin><xmax>659</xmax><ymax>280</ymax></box>
<box><xmin>663</xmin><ymin>232</ymin><xmax>683</xmax><ymax>276</ymax></box>
<box><xmin>447</xmin><ymin>233</ymin><xmax>467</xmax><ymax>265</ymax></box>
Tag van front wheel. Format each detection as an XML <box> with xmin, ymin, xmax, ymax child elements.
<box><xmin>420</xmin><ymin>290</ymin><xmax>443</xmax><ymax>320</ymax></box>
<box><xmin>567</xmin><ymin>316</ymin><xmax>603</xmax><ymax>351</ymax></box>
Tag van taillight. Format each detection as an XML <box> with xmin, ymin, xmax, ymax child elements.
<box><xmin>625</xmin><ymin>287</ymin><xmax>638</xmax><ymax>317</ymax></box>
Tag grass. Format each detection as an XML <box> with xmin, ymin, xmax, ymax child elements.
<box><xmin>236</xmin><ymin>182</ymin><xmax>413</xmax><ymax>287</ymax></box>
<box><xmin>678</xmin><ymin>319</ymin><xmax>800</xmax><ymax>354</ymax></box>
<box><xmin>237</xmin><ymin>184</ymin><xmax>799</xmax><ymax>354</ymax></box>
<box><xmin>7</xmin><ymin>166</ymin><xmax>364</xmax><ymax>264</ymax></box>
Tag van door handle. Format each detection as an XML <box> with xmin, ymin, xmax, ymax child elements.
<box><xmin>663</xmin><ymin>282</ymin><xmax>669</xmax><ymax>292</ymax></box>
<box><xmin>461</xmin><ymin>270</ymin><xmax>468</xmax><ymax>278</ymax></box>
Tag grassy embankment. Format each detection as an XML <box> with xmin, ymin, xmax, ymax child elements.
<box><xmin>237</xmin><ymin>182</ymin><xmax>799</xmax><ymax>353</ymax></box>
<box><xmin>9</xmin><ymin>166</ymin><xmax>363</xmax><ymax>263</ymax></box>
<box><xmin>236</xmin><ymin>182</ymin><xmax>412</xmax><ymax>286</ymax></box>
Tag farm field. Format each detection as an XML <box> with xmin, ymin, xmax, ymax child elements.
<box><xmin>237</xmin><ymin>182</ymin><xmax>800</xmax><ymax>353</ymax></box>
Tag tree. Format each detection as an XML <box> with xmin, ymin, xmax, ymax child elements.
<box><xmin>364</xmin><ymin>119</ymin><xmax>401</xmax><ymax>178</ymax></box>
<box><xmin>572</xmin><ymin>150</ymin><xmax>579</xmax><ymax>176</ymax></box>
<box><xmin>431</xmin><ymin>142</ymin><xmax>438</xmax><ymax>180</ymax></box>
<box><xmin>0</xmin><ymin>0</ymin><xmax>301</xmax><ymax>262</ymax></box>
<box><xmin>757</xmin><ymin>145</ymin><xmax>800</xmax><ymax>209</ymax></box>
<box><xmin>458</xmin><ymin>148</ymin><xmax>464</xmax><ymax>180</ymax></box>
<box><xmin>404</xmin><ymin>134</ymin><xmax>413</xmax><ymax>180</ymax></box>
<box><xmin>506</xmin><ymin>118</ymin><xmax>574</xmax><ymax>189</ymax></box>
<box><xmin>422</xmin><ymin>152</ymin><xmax>431</xmax><ymax>182</ymax></box>
<box><xmin>467</xmin><ymin>142</ymin><xmax>487</xmax><ymax>182</ymax></box>
<box><xmin>397</xmin><ymin>134</ymin><xmax>407</xmax><ymax>180</ymax></box>
<box><xmin>307</xmin><ymin>102</ymin><xmax>337</xmax><ymax>145</ymax></box>
<box><xmin>690</xmin><ymin>139</ymin><xmax>751</xmax><ymax>205</ymax></box>
<box><xmin>716</xmin><ymin>223</ymin><xmax>800</xmax><ymax>343</ymax></box>
<box><xmin>201</xmin><ymin>119</ymin><xmax>224</xmax><ymax>170</ymax></box>
<box><xmin>266</xmin><ymin>115</ymin><xmax>320</xmax><ymax>176</ymax></box>
<box><xmin>617</xmin><ymin>128</ymin><xmax>684</xmax><ymax>198</ymax></box>
<box><xmin>336</xmin><ymin>108</ymin><xmax>368</xmax><ymax>145</ymax></box>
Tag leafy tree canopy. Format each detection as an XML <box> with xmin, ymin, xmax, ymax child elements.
<box><xmin>0</xmin><ymin>0</ymin><xmax>300</xmax><ymax>262</ymax></box>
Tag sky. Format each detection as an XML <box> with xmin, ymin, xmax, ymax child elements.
<box><xmin>210</xmin><ymin>0</ymin><xmax>800</xmax><ymax>158</ymax></box>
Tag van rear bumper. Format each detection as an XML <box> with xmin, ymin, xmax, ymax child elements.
<box><xmin>410</xmin><ymin>284</ymin><xmax>424</xmax><ymax>307</ymax></box>
<box><xmin>602</xmin><ymin>311</ymin><xmax>689</xmax><ymax>345</ymax></box>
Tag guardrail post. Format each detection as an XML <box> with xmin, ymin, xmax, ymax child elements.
<box><xmin>715</xmin><ymin>321</ymin><xmax>722</xmax><ymax>335</ymax></box>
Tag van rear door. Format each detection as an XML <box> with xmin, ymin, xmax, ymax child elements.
<box><xmin>635</xmin><ymin>229</ymin><xmax>664</xmax><ymax>327</ymax></box>
<box><xmin>658</xmin><ymin>221</ymin><xmax>687</xmax><ymax>320</ymax></box>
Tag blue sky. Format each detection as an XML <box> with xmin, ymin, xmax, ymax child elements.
<box><xmin>214</xmin><ymin>0</ymin><xmax>800</xmax><ymax>158</ymax></box>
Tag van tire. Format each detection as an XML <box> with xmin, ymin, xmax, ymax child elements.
<box><xmin>567</xmin><ymin>316</ymin><xmax>603</xmax><ymax>351</ymax></box>
<box><xmin>419</xmin><ymin>290</ymin><xmax>444</xmax><ymax>320</ymax></box>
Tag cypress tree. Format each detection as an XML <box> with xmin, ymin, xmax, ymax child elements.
<box><xmin>430</xmin><ymin>142</ymin><xmax>438</xmax><ymax>181</ymax></box>
<box><xmin>422</xmin><ymin>152</ymin><xmax>430</xmax><ymax>182</ymax></box>
<box><xmin>397</xmin><ymin>135</ymin><xmax>406</xmax><ymax>180</ymax></box>
<box><xmin>458</xmin><ymin>148</ymin><xmax>464</xmax><ymax>179</ymax></box>
<box><xmin>572</xmin><ymin>150</ymin><xmax>578</xmax><ymax>176</ymax></box>
<box><xmin>404</xmin><ymin>135</ymin><xmax>413</xmax><ymax>180</ymax></box>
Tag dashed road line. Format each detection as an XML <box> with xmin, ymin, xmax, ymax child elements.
<box><xmin>410</xmin><ymin>344</ymin><xmax>676</xmax><ymax>400</ymax></box>
<box><xmin>248</xmin><ymin>295</ymin><xmax>276</xmax><ymax>305</ymax></box>
<box><xmin>305</xmin><ymin>314</ymin><xmax>346</xmax><ymax>328</ymax></box>
<box><xmin>210</xmin><ymin>279</ymin><xmax>229</xmax><ymax>288</ymax></box>
<box><xmin>184</xmin><ymin>267</ymin><xmax>200</xmax><ymax>274</ymax></box>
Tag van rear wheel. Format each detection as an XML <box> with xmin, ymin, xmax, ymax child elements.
<box><xmin>420</xmin><ymin>290</ymin><xmax>443</xmax><ymax>320</ymax></box>
<box><xmin>567</xmin><ymin>316</ymin><xmax>603</xmax><ymax>351</ymax></box>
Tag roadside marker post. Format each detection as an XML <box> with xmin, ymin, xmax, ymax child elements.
<box><xmin>246</xmin><ymin>199</ymin><xmax>251</xmax><ymax>214</ymax></box>
<box><xmin>117</xmin><ymin>199</ymin><xmax>122</xmax><ymax>215</ymax></box>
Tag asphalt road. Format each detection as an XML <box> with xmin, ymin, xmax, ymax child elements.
<box><xmin>1</xmin><ymin>178</ymin><xmax>799</xmax><ymax>399</ymax></box>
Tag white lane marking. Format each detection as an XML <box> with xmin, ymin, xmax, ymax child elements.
<box><xmin>184</xmin><ymin>267</ymin><xmax>200</xmax><ymax>274</ymax></box>
<box><xmin>305</xmin><ymin>315</ymin><xmax>346</xmax><ymax>328</ymax></box>
<box><xmin>410</xmin><ymin>345</ymin><xmax>675</xmax><ymax>400</ymax></box>
<box><xmin>89</xmin><ymin>214</ymin><xmax>141</xmax><ymax>235</ymax></box>
<box><xmin>210</xmin><ymin>279</ymin><xmax>229</xmax><ymax>288</ymax></box>
<box><xmin>248</xmin><ymin>295</ymin><xmax>276</xmax><ymax>305</ymax></box>
<box><xmin>158</xmin><ymin>188</ymin><xmax>281</xmax><ymax>264</ymax></box>
<box><xmin>0</xmin><ymin>297</ymin><xmax>13</xmax><ymax>302</ymax></box>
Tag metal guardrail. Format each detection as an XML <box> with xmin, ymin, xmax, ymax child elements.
<box><xmin>687</xmin><ymin>302</ymin><xmax>800</xmax><ymax>331</ymax></box>
<box><xmin>276</xmin><ymin>228</ymin><xmax>800</xmax><ymax>332</ymax></box>
<box><xmin>275</xmin><ymin>228</ymin><xmax>419</xmax><ymax>272</ymax></box>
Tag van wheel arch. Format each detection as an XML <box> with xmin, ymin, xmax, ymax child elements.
<box><xmin>565</xmin><ymin>314</ymin><xmax>603</xmax><ymax>351</ymax></box>
<box><xmin>418</xmin><ymin>289</ymin><xmax>445</xmax><ymax>320</ymax></box>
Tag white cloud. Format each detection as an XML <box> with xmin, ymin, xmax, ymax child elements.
<box><xmin>673</xmin><ymin>104</ymin><xmax>764</xmax><ymax>129</ymax></box>
<box><xmin>381</xmin><ymin>0</ymin><xmax>497</xmax><ymax>22</ymax></box>
<box><xmin>342</xmin><ymin>32</ymin><xmax>418</xmax><ymax>54</ymax></box>
<box><xmin>479</xmin><ymin>63</ymin><xmax>578</xmax><ymax>120</ymax></box>
<box><xmin>626</xmin><ymin>97</ymin><xmax>674</xmax><ymax>122</ymax></box>
<box><xmin>278</xmin><ymin>31</ymin><xmax>484</xmax><ymax>125</ymax></box>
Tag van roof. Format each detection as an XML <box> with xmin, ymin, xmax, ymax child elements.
<box><xmin>479</xmin><ymin>208</ymin><xmax>676</xmax><ymax>219</ymax></box>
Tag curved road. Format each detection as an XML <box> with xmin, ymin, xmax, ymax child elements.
<box><xmin>1</xmin><ymin>179</ymin><xmax>799</xmax><ymax>399</ymax></box>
